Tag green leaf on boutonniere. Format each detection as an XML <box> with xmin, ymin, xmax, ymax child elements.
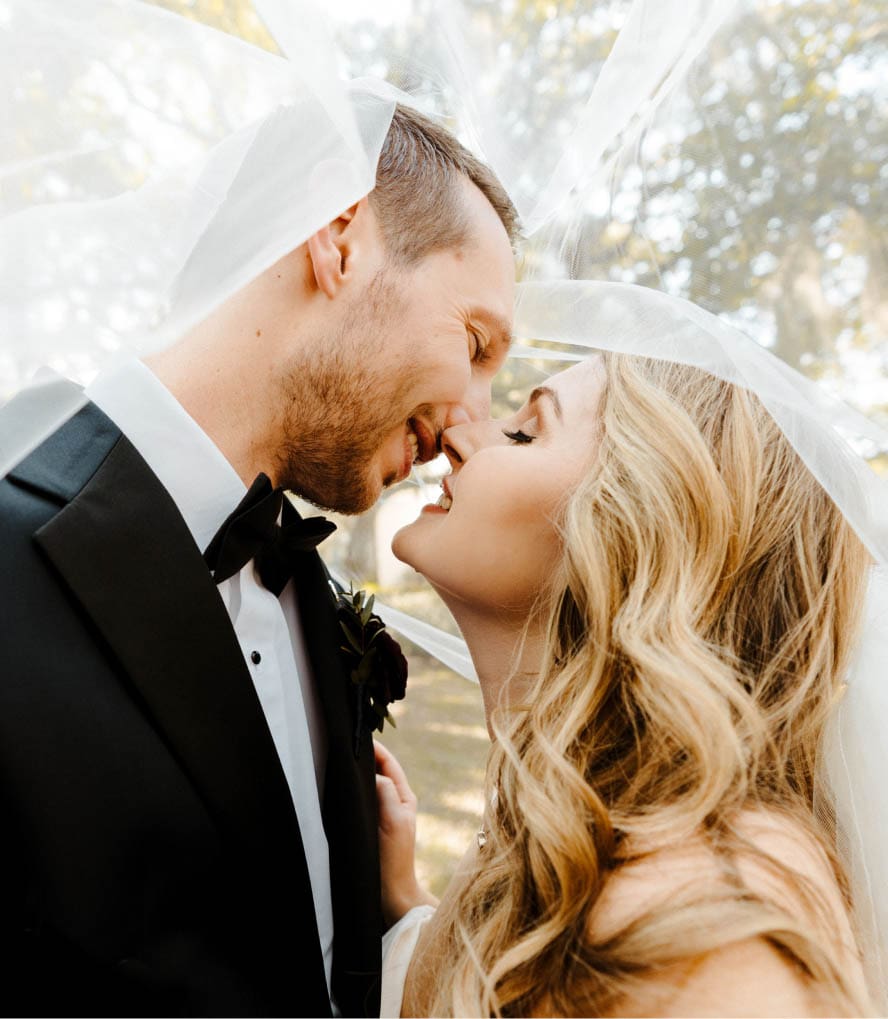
<box><xmin>335</xmin><ymin>583</ymin><xmax>409</xmax><ymax>757</ymax></box>
<box><xmin>339</xmin><ymin>621</ymin><xmax>363</xmax><ymax>655</ymax></box>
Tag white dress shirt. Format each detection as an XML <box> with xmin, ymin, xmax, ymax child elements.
<box><xmin>86</xmin><ymin>359</ymin><xmax>336</xmax><ymax>1005</ymax></box>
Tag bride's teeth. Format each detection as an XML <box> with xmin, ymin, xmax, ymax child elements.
<box><xmin>437</xmin><ymin>493</ymin><xmax>452</xmax><ymax>511</ymax></box>
<box><xmin>407</xmin><ymin>429</ymin><xmax>419</xmax><ymax>462</ymax></box>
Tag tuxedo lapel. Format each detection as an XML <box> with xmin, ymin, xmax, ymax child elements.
<box><xmin>15</xmin><ymin>402</ymin><xmax>330</xmax><ymax>1004</ymax></box>
<box><xmin>291</xmin><ymin>537</ymin><xmax>383</xmax><ymax>1016</ymax></box>
<box><xmin>36</xmin><ymin>423</ymin><xmax>299</xmax><ymax>855</ymax></box>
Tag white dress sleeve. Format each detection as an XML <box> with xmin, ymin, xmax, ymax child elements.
<box><xmin>380</xmin><ymin>904</ymin><xmax>436</xmax><ymax>1019</ymax></box>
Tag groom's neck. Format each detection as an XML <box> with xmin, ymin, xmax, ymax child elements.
<box><xmin>145</xmin><ymin>327</ymin><xmax>282</xmax><ymax>490</ymax></box>
<box><xmin>145</xmin><ymin>276</ymin><xmax>317</xmax><ymax>488</ymax></box>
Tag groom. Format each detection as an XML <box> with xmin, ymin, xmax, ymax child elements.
<box><xmin>0</xmin><ymin>105</ymin><xmax>516</xmax><ymax>1018</ymax></box>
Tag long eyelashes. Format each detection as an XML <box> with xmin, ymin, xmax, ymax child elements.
<box><xmin>502</xmin><ymin>428</ymin><xmax>535</xmax><ymax>445</ymax></box>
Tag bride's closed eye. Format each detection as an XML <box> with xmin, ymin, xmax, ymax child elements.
<box><xmin>503</xmin><ymin>428</ymin><xmax>535</xmax><ymax>444</ymax></box>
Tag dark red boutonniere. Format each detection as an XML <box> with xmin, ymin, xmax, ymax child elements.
<box><xmin>336</xmin><ymin>586</ymin><xmax>408</xmax><ymax>757</ymax></box>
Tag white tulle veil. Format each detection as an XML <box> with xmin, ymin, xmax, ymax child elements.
<box><xmin>2</xmin><ymin>0</ymin><xmax>886</xmax><ymax>1004</ymax></box>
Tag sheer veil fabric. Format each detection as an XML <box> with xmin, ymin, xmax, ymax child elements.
<box><xmin>0</xmin><ymin>0</ymin><xmax>395</xmax><ymax>472</ymax></box>
<box><xmin>1</xmin><ymin>0</ymin><xmax>886</xmax><ymax>1005</ymax></box>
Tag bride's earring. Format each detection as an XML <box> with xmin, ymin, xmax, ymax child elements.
<box><xmin>476</xmin><ymin>786</ymin><xmax>499</xmax><ymax>849</ymax></box>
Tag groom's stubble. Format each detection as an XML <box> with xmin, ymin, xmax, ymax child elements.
<box><xmin>273</xmin><ymin>270</ymin><xmax>420</xmax><ymax>514</ymax></box>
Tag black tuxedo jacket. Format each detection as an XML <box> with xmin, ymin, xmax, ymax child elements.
<box><xmin>0</xmin><ymin>387</ymin><xmax>382</xmax><ymax>1016</ymax></box>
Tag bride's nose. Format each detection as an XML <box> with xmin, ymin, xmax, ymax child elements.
<box><xmin>441</xmin><ymin>419</ymin><xmax>506</xmax><ymax>470</ymax></box>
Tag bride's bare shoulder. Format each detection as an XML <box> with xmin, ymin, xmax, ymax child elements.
<box><xmin>584</xmin><ymin>810</ymin><xmax>863</xmax><ymax>1017</ymax></box>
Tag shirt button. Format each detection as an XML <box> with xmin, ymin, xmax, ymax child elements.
<box><xmin>250</xmin><ymin>650</ymin><xmax>262</xmax><ymax>665</ymax></box>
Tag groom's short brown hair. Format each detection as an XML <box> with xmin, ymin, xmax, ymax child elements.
<box><xmin>371</xmin><ymin>103</ymin><xmax>519</xmax><ymax>265</ymax></box>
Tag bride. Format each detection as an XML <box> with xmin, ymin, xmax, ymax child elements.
<box><xmin>376</xmin><ymin>352</ymin><xmax>876</xmax><ymax>1017</ymax></box>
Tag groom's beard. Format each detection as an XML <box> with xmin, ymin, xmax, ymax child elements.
<box><xmin>274</xmin><ymin>276</ymin><xmax>416</xmax><ymax>514</ymax></box>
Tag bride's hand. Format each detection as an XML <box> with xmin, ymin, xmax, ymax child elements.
<box><xmin>374</xmin><ymin>740</ymin><xmax>438</xmax><ymax>928</ymax></box>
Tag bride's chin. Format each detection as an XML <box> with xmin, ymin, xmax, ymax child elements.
<box><xmin>391</xmin><ymin>519</ymin><xmax>424</xmax><ymax>567</ymax></box>
<box><xmin>391</xmin><ymin>509</ymin><xmax>455</xmax><ymax>577</ymax></box>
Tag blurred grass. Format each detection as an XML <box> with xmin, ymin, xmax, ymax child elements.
<box><xmin>376</xmin><ymin>642</ymin><xmax>490</xmax><ymax>899</ymax></box>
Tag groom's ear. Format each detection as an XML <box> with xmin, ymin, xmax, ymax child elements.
<box><xmin>306</xmin><ymin>197</ymin><xmax>374</xmax><ymax>299</ymax></box>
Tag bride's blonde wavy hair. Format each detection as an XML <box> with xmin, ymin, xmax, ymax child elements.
<box><xmin>410</xmin><ymin>353</ymin><xmax>873</xmax><ymax>1017</ymax></box>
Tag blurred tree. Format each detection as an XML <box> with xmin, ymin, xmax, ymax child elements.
<box><xmin>558</xmin><ymin>2</ymin><xmax>886</xmax><ymax>417</ymax></box>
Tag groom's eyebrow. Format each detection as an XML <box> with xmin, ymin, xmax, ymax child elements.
<box><xmin>528</xmin><ymin>385</ymin><xmax>563</xmax><ymax>420</ymax></box>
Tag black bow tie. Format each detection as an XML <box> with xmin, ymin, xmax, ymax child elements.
<box><xmin>203</xmin><ymin>473</ymin><xmax>336</xmax><ymax>595</ymax></box>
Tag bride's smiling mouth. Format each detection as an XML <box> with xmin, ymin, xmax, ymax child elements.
<box><xmin>437</xmin><ymin>475</ymin><xmax>453</xmax><ymax>511</ymax></box>
<box><xmin>419</xmin><ymin>475</ymin><xmax>452</xmax><ymax>515</ymax></box>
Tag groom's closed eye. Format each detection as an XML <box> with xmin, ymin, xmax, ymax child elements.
<box><xmin>467</xmin><ymin>309</ymin><xmax>514</xmax><ymax>365</ymax></box>
<box><xmin>469</xmin><ymin>330</ymin><xmax>495</xmax><ymax>364</ymax></box>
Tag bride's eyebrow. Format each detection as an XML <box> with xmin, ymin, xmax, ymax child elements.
<box><xmin>528</xmin><ymin>385</ymin><xmax>562</xmax><ymax>420</ymax></box>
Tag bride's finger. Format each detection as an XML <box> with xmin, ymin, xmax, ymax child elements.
<box><xmin>375</xmin><ymin>773</ymin><xmax>403</xmax><ymax>825</ymax></box>
<box><xmin>374</xmin><ymin>740</ymin><xmax>416</xmax><ymax>806</ymax></box>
